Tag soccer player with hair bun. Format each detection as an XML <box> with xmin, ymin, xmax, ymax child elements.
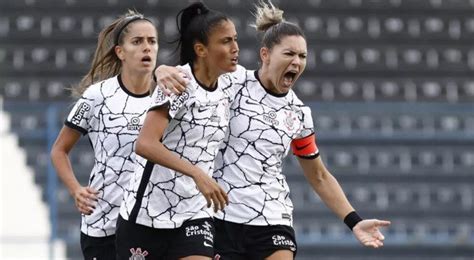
<box><xmin>155</xmin><ymin>1</ymin><xmax>391</xmax><ymax>259</ymax></box>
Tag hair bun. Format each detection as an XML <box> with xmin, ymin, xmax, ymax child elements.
<box><xmin>253</xmin><ymin>0</ymin><xmax>284</xmax><ymax>32</ymax></box>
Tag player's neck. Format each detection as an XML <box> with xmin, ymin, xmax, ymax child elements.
<box><xmin>120</xmin><ymin>71</ymin><xmax>152</xmax><ymax>95</ymax></box>
<box><xmin>192</xmin><ymin>60</ymin><xmax>219</xmax><ymax>89</ymax></box>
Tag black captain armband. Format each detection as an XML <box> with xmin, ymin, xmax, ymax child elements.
<box><xmin>344</xmin><ymin>211</ymin><xmax>363</xmax><ymax>230</ymax></box>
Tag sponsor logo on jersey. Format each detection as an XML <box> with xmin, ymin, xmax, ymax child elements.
<box><xmin>129</xmin><ymin>247</ymin><xmax>148</xmax><ymax>260</ymax></box>
<box><xmin>128</xmin><ymin>116</ymin><xmax>141</xmax><ymax>130</ymax></box>
<box><xmin>170</xmin><ymin>92</ymin><xmax>190</xmax><ymax>113</ymax></box>
<box><xmin>281</xmin><ymin>213</ymin><xmax>292</xmax><ymax>221</ymax></box>
<box><xmin>154</xmin><ymin>88</ymin><xmax>167</xmax><ymax>104</ymax></box>
<box><xmin>263</xmin><ymin>110</ymin><xmax>279</xmax><ymax>126</ymax></box>
<box><xmin>71</xmin><ymin>102</ymin><xmax>91</xmax><ymax>125</ymax></box>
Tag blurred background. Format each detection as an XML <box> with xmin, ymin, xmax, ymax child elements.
<box><xmin>1</xmin><ymin>0</ymin><xmax>473</xmax><ymax>259</ymax></box>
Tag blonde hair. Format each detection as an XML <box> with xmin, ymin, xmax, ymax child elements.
<box><xmin>252</xmin><ymin>1</ymin><xmax>305</xmax><ymax>50</ymax></box>
<box><xmin>72</xmin><ymin>10</ymin><xmax>154</xmax><ymax>97</ymax></box>
<box><xmin>253</xmin><ymin>0</ymin><xmax>284</xmax><ymax>32</ymax></box>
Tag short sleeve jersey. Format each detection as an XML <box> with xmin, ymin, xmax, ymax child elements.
<box><xmin>120</xmin><ymin>63</ymin><xmax>234</xmax><ymax>229</ymax></box>
<box><xmin>214</xmin><ymin>69</ymin><xmax>317</xmax><ymax>226</ymax></box>
<box><xmin>65</xmin><ymin>75</ymin><xmax>151</xmax><ymax>237</ymax></box>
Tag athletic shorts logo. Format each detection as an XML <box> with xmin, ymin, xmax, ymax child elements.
<box><xmin>185</xmin><ymin>221</ymin><xmax>214</xmax><ymax>248</ymax></box>
<box><xmin>71</xmin><ymin>102</ymin><xmax>91</xmax><ymax>125</ymax></box>
<box><xmin>272</xmin><ymin>234</ymin><xmax>296</xmax><ymax>251</ymax></box>
<box><xmin>129</xmin><ymin>247</ymin><xmax>148</xmax><ymax>260</ymax></box>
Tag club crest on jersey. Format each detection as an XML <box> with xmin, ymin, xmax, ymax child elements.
<box><xmin>263</xmin><ymin>110</ymin><xmax>279</xmax><ymax>126</ymax></box>
<box><xmin>129</xmin><ymin>248</ymin><xmax>148</xmax><ymax>260</ymax></box>
<box><xmin>127</xmin><ymin>116</ymin><xmax>141</xmax><ymax>131</ymax></box>
<box><xmin>71</xmin><ymin>102</ymin><xmax>91</xmax><ymax>125</ymax></box>
<box><xmin>222</xmin><ymin>99</ymin><xmax>230</xmax><ymax>121</ymax></box>
<box><xmin>210</xmin><ymin>108</ymin><xmax>220</xmax><ymax>123</ymax></box>
<box><xmin>284</xmin><ymin>111</ymin><xmax>297</xmax><ymax>131</ymax></box>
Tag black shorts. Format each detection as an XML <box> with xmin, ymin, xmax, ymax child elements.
<box><xmin>214</xmin><ymin>219</ymin><xmax>297</xmax><ymax>260</ymax></box>
<box><xmin>80</xmin><ymin>233</ymin><xmax>116</xmax><ymax>260</ymax></box>
<box><xmin>115</xmin><ymin>215</ymin><xmax>215</xmax><ymax>259</ymax></box>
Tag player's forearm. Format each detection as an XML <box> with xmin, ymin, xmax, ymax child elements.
<box><xmin>50</xmin><ymin>149</ymin><xmax>81</xmax><ymax>194</ymax></box>
<box><xmin>307</xmin><ymin>170</ymin><xmax>355</xmax><ymax>220</ymax></box>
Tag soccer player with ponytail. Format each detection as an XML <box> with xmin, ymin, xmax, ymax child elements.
<box><xmin>50</xmin><ymin>10</ymin><xmax>158</xmax><ymax>259</ymax></box>
<box><xmin>116</xmin><ymin>2</ymin><xmax>239</xmax><ymax>259</ymax></box>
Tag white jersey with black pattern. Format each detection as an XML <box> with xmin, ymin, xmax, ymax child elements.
<box><xmin>65</xmin><ymin>75</ymin><xmax>151</xmax><ymax>237</ymax></box>
<box><xmin>120</xmin><ymin>63</ymin><xmax>235</xmax><ymax>229</ymax></box>
<box><xmin>214</xmin><ymin>69</ymin><xmax>315</xmax><ymax>227</ymax></box>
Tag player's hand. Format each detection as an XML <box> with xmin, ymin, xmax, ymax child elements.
<box><xmin>192</xmin><ymin>170</ymin><xmax>228</xmax><ymax>212</ymax></box>
<box><xmin>353</xmin><ymin>219</ymin><xmax>391</xmax><ymax>248</ymax></box>
<box><xmin>154</xmin><ymin>65</ymin><xmax>189</xmax><ymax>96</ymax></box>
<box><xmin>72</xmin><ymin>186</ymin><xmax>99</xmax><ymax>215</ymax></box>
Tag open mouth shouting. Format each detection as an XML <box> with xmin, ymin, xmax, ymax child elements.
<box><xmin>282</xmin><ymin>70</ymin><xmax>298</xmax><ymax>88</ymax></box>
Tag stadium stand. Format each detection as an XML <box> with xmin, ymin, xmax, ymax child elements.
<box><xmin>1</xmin><ymin>0</ymin><xmax>473</xmax><ymax>259</ymax></box>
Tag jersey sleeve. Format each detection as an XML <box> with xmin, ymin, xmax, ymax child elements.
<box><xmin>64</xmin><ymin>87</ymin><xmax>99</xmax><ymax>135</ymax></box>
<box><xmin>149</xmin><ymin>84</ymin><xmax>190</xmax><ymax>119</ymax></box>
<box><xmin>291</xmin><ymin>106</ymin><xmax>319</xmax><ymax>159</ymax></box>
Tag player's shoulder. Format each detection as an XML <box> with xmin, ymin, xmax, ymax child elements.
<box><xmin>81</xmin><ymin>76</ymin><xmax>118</xmax><ymax>100</ymax></box>
<box><xmin>229</xmin><ymin>65</ymin><xmax>252</xmax><ymax>83</ymax></box>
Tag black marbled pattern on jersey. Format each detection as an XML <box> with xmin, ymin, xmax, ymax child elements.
<box><xmin>65</xmin><ymin>75</ymin><xmax>150</xmax><ymax>237</ymax></box>
<box><xmin>214</xmin><ymin>69</ymin><xmax>314</xmax><ymax>226</ymax></box>
<box><xmin>121</xmin><ymin>64</ymin><xmax>234</xmax><ymax>228</ymax></box>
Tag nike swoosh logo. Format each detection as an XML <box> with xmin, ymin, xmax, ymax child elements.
<box><xmin>108</xmin><ymin>115</ymin><xmax>121</xmax><ymax>121</ymax></box>
<box><xmin>244</xmin><ymin>99</ymin><xmax>259</xmax><ymax>105</ymax></box>
<box><xmin>198</xmin><ymin>107</ymin><xmax>208</xmax><ymax>113</ymax></box>
<box><xmin>295</xmin><ymin>142</ymin><xmax>311</xmax><ymax>150</ymax></box>
<box><xmin>203</xmin><ymin>241</ymin><xmax>213</xmax><ymax>247</ymax></box>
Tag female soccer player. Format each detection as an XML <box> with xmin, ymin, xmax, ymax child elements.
<box><xmin>50</xmin><ymin>11</ymin><xmax>158</xmax><ymax>260</ymax></box>
<box><xmin>115</xmin><ymin>2</ymin><xmax>238</xmax><ymax>259</ymax></box>
<box><xmin>155</xmin><ymin>2</ymin><xmax>390</xmax><ymax>259</ymax></box>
